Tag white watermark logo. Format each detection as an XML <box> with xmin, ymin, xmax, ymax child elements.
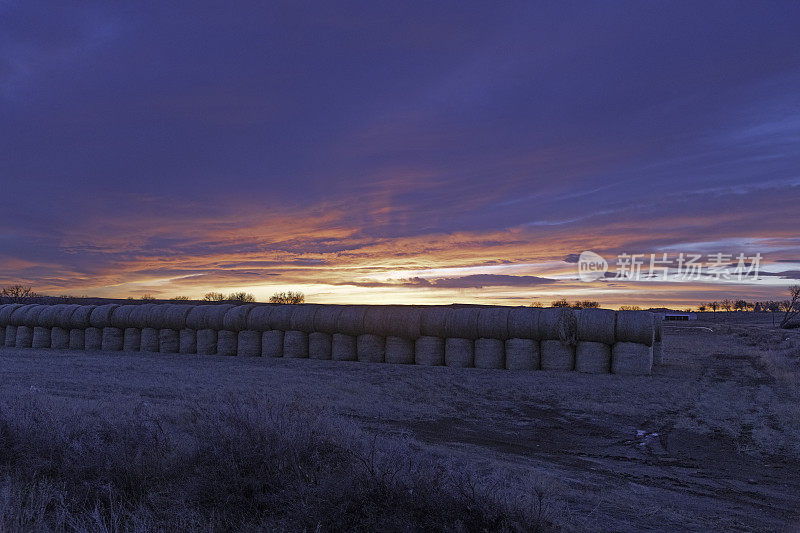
<box><xmin>577</xmin><ymin>252</ymin><xmax>762</xmax><ymax>282</ymax></box>
<box><xmin>578</xmin><ymin>250</ymin><xmax>608</xmax><ymax>282</ymax></box>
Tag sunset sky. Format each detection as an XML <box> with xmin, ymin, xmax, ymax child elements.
<box><xmin>1</xmin><ymin>1</ymin><xmax>799</xmax><ymax>308</ymax></box>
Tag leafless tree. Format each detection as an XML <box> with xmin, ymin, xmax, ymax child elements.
<box><xmin>779</xmin><ymin>285</ymin><xmax>800</xmax><ymax>329</ymax></box>
<box><xmin>269</xmin><ymin>291</ymin><xmax>305</xmax><ymax>304</ymax></box>
<box><xmin>1</xmin><ymin>285</ymin><xmax>40</xmax><ymax>302</ymax></box>
<box><xmin>203</xmin><ymin>292</ymin><xmax>226</xmax><ymax>302</ymax></box>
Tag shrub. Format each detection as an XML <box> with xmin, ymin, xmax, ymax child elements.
<box><xmin>203</xmin><ymin>292</ymin><xmax>226</xmax><ymax>302</ymax></box>
<box><xmin>269</xmin><ymin>291</ymin><xmax>305</xmax><ymax>304</ymax></box>
<box><xmin>227</xmin><ymin>292</ymin><xmax>255</xmax><ymax>303</ymax></box>
<box><xmin>171</xmin><ymin>295</ymin><xmax>190</xmax><ymax>301</ymax></box>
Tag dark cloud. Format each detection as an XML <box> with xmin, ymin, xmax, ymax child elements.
<box><xmin>564</xmin><ymin>254</ymin><xmax>581</xmax><ymax>263</ymax></box>
<box><xmin>0</xmin><ymin>2</ymin><xmax>799</xmax><ymax>302</ymax></box>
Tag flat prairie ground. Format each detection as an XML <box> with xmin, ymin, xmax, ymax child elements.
<box><xmin>1</xmin><ymin>316</ymin><xmax>798</xmax><ymax>532</ymax></box>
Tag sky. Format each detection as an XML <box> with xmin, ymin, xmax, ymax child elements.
<box><xmin>1</xmin><ymin>1</ymin><xmax>799</xmax><ymax>308</ymax></box>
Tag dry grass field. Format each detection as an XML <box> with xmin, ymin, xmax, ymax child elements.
<box><xmin>0</xmin><ymin>315</ymin><xmax>798</xmax><ymax>531</ymax></box>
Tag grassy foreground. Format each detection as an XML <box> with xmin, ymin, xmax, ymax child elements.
<box><xmin>0</xmin><ymin>396</ymin><xmax>552</xmax><ymax>532</ymax></box>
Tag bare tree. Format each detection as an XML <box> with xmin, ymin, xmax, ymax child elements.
<box><xmin>779</xmin><ymin>285</ymin><xmax>800</xmax><ymax>329</ymax></box>
<box><xmin>708</xmin><ymin>301</ymin><xmax>719</xmax><ymax>314</ymax></box>
<box><xmin>203</xmin><ymin>292</ymin><xmax>226</xmax><ymax>302</ymax></box>
<box><xmin>1</xmin><ymin>285</ymin><xmax>40</xmax><ymax>302</ymax></box>
<box><xmin>269</xmin><ymin>291</ymin><xmax>305</xmax><ymax>304</ymax></box>
<box><xmin>227</xmin><ymin>292</ymin><xmax>256</xmax><ymax>303</ymax></box>
<box><xmin>721</xmin><ymin>299</ymin><xmax>733</xmax><ymax>312</ymax></box>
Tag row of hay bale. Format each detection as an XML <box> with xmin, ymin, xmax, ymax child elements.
<box><xmin>0</xmin><ymin>303</ymin><xmax>660</xmax><ymax>374</ymax></box>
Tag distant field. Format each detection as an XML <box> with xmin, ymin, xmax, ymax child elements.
<box><xmin>1</xmin><ymin>315</ymin><xmax>798</xmax><ymax>531</ymax></box>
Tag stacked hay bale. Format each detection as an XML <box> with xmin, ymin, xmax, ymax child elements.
<box><xmin>20</xmin><ymin>305</ymin><xmax>46</xmax><ymax>348</ymax></box>
<box><xmin>506</xmin><ymin>307</ymin><xmax>541</xmax><ymax>370</ymax></box>
<box><xmin>415</xmin><ymin>307</ymin><xmax>450</xmax><ymax>365</ymax></box>
<box><xmin>225</xmin><ymin>305</ymin><xmax>260</xmax><ymax>357</ymax></box>
<box><xmin>186</xmin><ymin>304</ymin><xmax>234</xmax><ymax>355</ymax></box>
<box><xmin>613</xmin><ymin>310</ymin><xmax>655</xmax><ymax>375</ymax></box>
<box><xmin>33</xmin><ymin>305</ymin><xmax>60</xmax><ymax>348</ymax></box>
<box><xmin>67</xmin><ymin>305</ymin><xmax>95</xmax><ymax>349</ymax></box>
<box><xmin>331</xmin><ymin>306</ymin><xmax>365</xmax><ymax>361</ymax></box>
<box><xmin>89</xmin><ymin>304</ymin><xmax>119</xmax><ymax>351</ymax></box>
<box><xmin>9</xmin><ymin>305</ymin><xmax>32</xmax><ymax>348</ymax></box>
<box><xmin>110</xmin><ymin>305</ymin><xmax>137</xmax><ymax>351</ymax></box>
<box><xmin>246</xmin><ymin>306</ymin><xmax>280</xmax><ymax>357</ymax></box>
<box><xmin>475</xmin><ymin>307</ymin><xmax>509</xmax><ymax>369</ymax></box>
<box><xmin>308</xmin><ymin>306</ymin><xmax>341</xmax><ymax>360</ymax></box>
<box><xmin>49</xmin><ymin>305</ymin><xmax>75</xmax><ymax>349</ymax></box>
<box><xmin>539</xmin><ymin>307</ymin><xmax>577</xmax><ymax>371</ymax></box>
<box><xmin>1</xmin><ymin>304</ymin><xmax>23</xmax><ymax>347</ymax></box>
<box><xmin>574</xmin><ymin>309</ymin><xmax>615</xmax><ymax>373</ymax></box>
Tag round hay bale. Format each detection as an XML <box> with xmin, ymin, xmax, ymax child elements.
<box><xmin>332</xmin><ymin>333</ymin><xmax>357</xmax><ymax>361</ymax></box>
<box><xmin>385</xmin><ymin>336</ymin><xmax>414</xmax><ymax>364</ymax></box>
<box><xmin>615</xmin><ymin>311</ymin><xmax>655</xmax><ymax>346</ymax></box>
<box><xmin>37</xmin><ymin>306</ymin><xmax>61</xmax><ymax>328</ymax></box>
<box><xmin>85</xmin><ymin>327</ymin><xmax>102</xmax><ymax>350</ymax></box>
<box><xmin>124</xmin><ymin>328</ymin><xmax>141</xmax><ymax>351</ymax></box>
<box><xmin>237</xmin><ymin>330</ymin><xmax>261</xmax><ymax>357</ymax></box>
<box><xmin>246</xmin><ymin>306</ymin><xmax>273</xmax><ymax>331</ymax></box>
<box><xmin>0</xmin><ymin>324</ymin><xmax>4</xmax><ymax>346</ymax></box>
<box><xmin>505</xmin><ymin>338</ymin><xmax>539</xmax><ymax>370</ymax></box>
<box><xmin>159</xmin><ymin>329</ymin><xmax>179</xmax><ymax>353</ymax></box>
<box><xmin>336</xmin><ymin>306</ymin><xmax>368</xmax><ymax>336</ymax></box>
<box><xmin>5</xmin><ymin>325</ymin><xmax>17</xmax><ymax>347</ymax></box>
<box><xmin>363</xmin><ymin>306</ymin><xmax>393</xmax><ymax>336</ymax></box>
<box><xmin>102</xmin><ymin>327</ymin><xmax>124</xmax><ymax>351</ymax></box>
<box><xmin>477</xmin><ymin>307</ymin><xmax>510</xmax><ymax>340</ymax></box>
<box><xmin>507</xmin><ymin>307</ymin><xmax>541</xmax><ymax>340</ymax></box>
<box><xmin>196</xmin><ymin>329</ymin><xmax>217</xmax><ymax>355</ymax></box>
<box><xmin>9</xmin><ymin>304</ymin><xmax>33</xmax><ymax>326</ymax></box>
<box><xmin>110</xmin><ymin>305</ymin><xmax>138</xmax><ymax>329</ymax></box>
<box><xmin>357</xmin><ymin>334</ymin><xmax>385</xmax><ymax>363</ymax></box>
<box><xmin>217</xmin><ymin>330</ymin><xmax>237</xmax><ymax>356</ymax></box>
<box><xmin>68</xmin><ymin>306</ymin><xmax>95</xmax><ymax>329</ymax></box>
<box><xmin>89</xmin><ymin>304</ymin><xmax>119</xmax><ymax>329</ymax></box>
<box><xmin>283</xmin><ymin>330</ymin><xmax>308</xmax><ymax>358</ymax></box>
<box><xmin>474</xmin><ymin>338</ymin><xmax>504</xmax><ymax>369</ymax></box>
<box><xmin>313</xmin><ymin>306</ymin><xmax>343</xmax><ymax>335</ymax></box>
<box><xmin>163</xmin><ymin>304</ymin><xmax>192</xmax><ymax>330</ymax></box>
<box><xmin>128</xmin><ymin>304</ymin><xmax>155</xmax><ymax>329</ymax></box>
<box><xmin>420</xmin><ymin>307</ymin><xmax>451</xmax><ymax>338</ymax></box>
<box><xmin>21</xmin><ymin>305</ymin><xmax>45</xmax><ymax>327</ymax></box>
<box><xmin>575</xmin><ymin>341</ymin><xmax>611</xmax><ymax>374</ymax></box>
<box><xmin>0</xmin><ymin>304</ymin><xmax>23</xmax><ymax>326</ymax></box>
<box><xmin>268</xmin><ymin>305</ymin><xmax>296</xmax><ymax>331</ymax></box>
<box><xmin>223</xmin><ymin>304</ymin><xmax>256</xmax><ymax>332</ymax></box>
<box><xmin>262</xmin><ymin>330</ymin><xmax>284</xmax><ymax>358</ymax></box>
<box><xmin>388</xmin><ymin>306</ymin><xmax>423</xmax><ymax>339</ymax></box>
<box><xmin>186</xmin><ymin>304</ymin><xmax>235</xmax><ymax>331</ymax></box>
<box><xmin>289</xmin><ymin>305</ymin><xmax>320</xmax><ymax>333</ymax></box>
<box><xmin>15</xmin><ymin>326</ymin><xmax>32</xmax><ymax>348</ymax></box>
<box><xmin>69</xmin><ymin>329</ymin><xmax>84</xmax><ymax>350</ymax></box>
<box><xmin>445</xmin><ymin>338</ymin><xmax>474</xmax><ymax>368</ymax></box>
<box><xmin>309</xmin><ymin>332</ymin><xmax>332</xmax><ymax>360</ymax></box>
<box><xmin>32</xmin><ymin>327</ymin><xmax>51</xmax><ymax>348</ymax></box>
<box><xmin>140</xmin><ymin>328</ymin><xmax>159</xmax><ymax>352</ymax></box>
<box><xmin>180</xmin><ymin>329</ymin><xmax>196</xmax><ymax>354</ymax></box>
<box><xmin>445</xmin><ymin>308</ymin><xmax>480</xmax><ymax>339</ymax></box>
<box><xmin>51</xmin><ymin>327</ymin><xmax>69</xmax><ymax>349</ymax></box>
<box><xmin>415</xmin><ymin>336</ymin><xmax>444</xmax><ymax>366</ymax></box>
<box><xmin>612</xmin><ymin>342</ymin><xmax>653</xmax><ymax>375</ymax></box>
<box><xmin>653</xmin><ymin>341</ymin><xmax>663</xmax><ymax>365</ymax></box>
<box><xmin>55</xmin><ymin>305</ymin><xmax>81</xmax><ymax>328</ymax></box>
<box><xmin>540</xmin><ymin>308</ymin><xmax>577</xmax><ymax>343</ymax></box>
<box><xmin>540</xmin><ymin>340</ymin><xmax>575</xmax><ymax>371</ymax></box>
<box><xmin>576</xmin><ymin>308</ymin><xmax>616</xmax><ymax>345</ymax></box>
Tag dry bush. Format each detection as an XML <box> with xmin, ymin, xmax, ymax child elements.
<box><xmin>269</xmin><ymin>291</ymin><xmax>305</xmax><ymax>304</ymax></box>
<box><xmin>226</xmin><ymin>292</ymin><xmax>255</xmax><ymax>303</ymax></box>
<box><xmin>202</xmin><ymin>292</ymin><xmax>225</xmax><ymax>302</ymax></box>
<box><xmin>0</xmin><ymin>397</ymin><xmax>556</xmax><ymax>532</ymax></box>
